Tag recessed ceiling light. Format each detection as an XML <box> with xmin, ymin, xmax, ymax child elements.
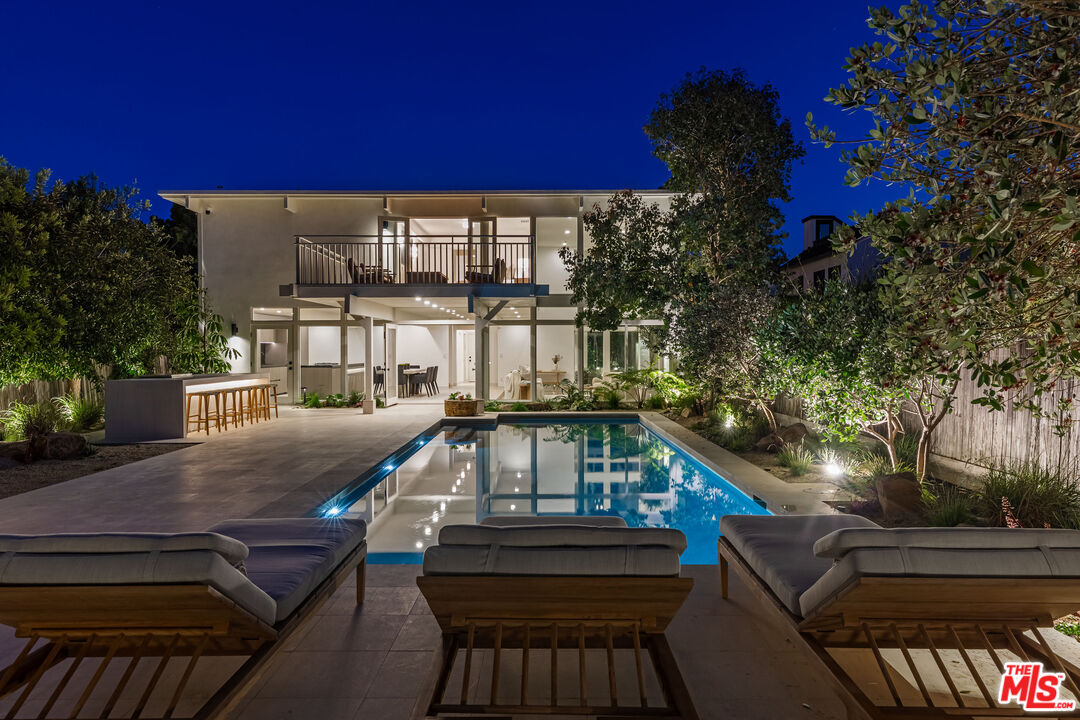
<box><xmin>415</xmin><ymin>296</ymin><xmax>421</xmax><ymax>301</ymax></box>
<box><xmin>564</xmin><ymin>229</ymin><xmax>571</xmax><ymax>235</ymax></box>
<box><xmin>424</xmin><ymin>300</ymin><xmax>430</xmax><ymax>305</ymax></box>
<box><xmin>561</xmin><ymin>242</ymin><xmax>567</xmax><ymax>247</ymax></box>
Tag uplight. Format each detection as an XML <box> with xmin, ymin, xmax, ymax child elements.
<box><xmin>824</xmin><ymin>463</ymin><xmax>842</xmax><ymax>477</ymax></box>
<box><xmin>324</xmin><ymin>506</ymin><xmax>342</xmax><ymax>517</ymax></box>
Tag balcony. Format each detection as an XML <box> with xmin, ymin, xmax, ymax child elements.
<box><xmin>295</xmin><ymin>234</ymin><xmax>536</xmax><ymax>288</ymax></box>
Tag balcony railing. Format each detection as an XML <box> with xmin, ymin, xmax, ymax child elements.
<box><xmin>295</xmin><ymin>235</ymin><xmax>535</xmax><ymax>286</ymax></box>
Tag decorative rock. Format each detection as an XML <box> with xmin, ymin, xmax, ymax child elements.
<box><xmin>754</xmin><ymin>432</ymin><xmax>785</xmax><ymax>453</ymax></box>
<box><xmin>0</xmin><ymin>441</ymin><xmax>30</xmax><ymax>464</ymax></box>
<box><xmin>42</xmin><ymin>432</ymin><xmax>89</xmax><ymax>460</ymax></box>
<box><xmin>874</xmin><ymin>472</ymin><xmax>922</xmax><ymax>524</ymax></box>
<box><xmin>680</xmin><ymin>408</ymin><xmax>691</xmax><ymax>418</ymax></box>
<box><xmin>778</xmin><ymin>423</ymin><xmax>810</xmax><ymax>445</ymax></box>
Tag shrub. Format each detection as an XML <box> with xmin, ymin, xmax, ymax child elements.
<box><xmin>643</xmin><ymin>395</ymin><xmax>665</xmax><ymax>410</ymax></box>
<box><xmin>893</xmin><ymin>433</ymin><xmax>920</xmax><ymax>468</ymax></box>
<box><xmin>375</xmin><ymin>397</ymin><xmax>386</xmax><ymax>408</ymax></box>
<box><xmin>1</xmin><ymin>401</ymin><xmax>64</xmax><ymax>440</ymax></box>
<box><xmin>303</xmin><ymin>392</ymin><xmax>322</xmax><ymax>408</ymax></box>
<box><xmin>1055</xmin><ymin>616</ymin><xmax>1080</xmax><ymax>639</ymax></box>
<box><xmin>510</xmin><ymin>402</ymin><xmax>528</xmax><ymax>412</ymax></box>
<box><xmin>484</xmin><ymin>400</ymin><xmax>501</xmax><ymax>412</ymax></box>
<box><xmin>719</xmin><ymin>427</ymin><xmax>754</xmax><ymax>453</ymax></box>
<box><xmin>593</xmin><ymin>380</ymin><xmax>624</xmax><ymax>410</ymax></box>
<box><xmin>816</xmin><ymin>447</ymin><xmax>856</xmax><ymax>477</ymax></box>
<box><xmin>53</xmin><ymin>395</ymin><xmax>104</xmax><ymax>432</ymax></box>
<box><xmin>977</xmin><ymin>460</ymin><xmax>1080</xmax><ymax>529</ymax></box>
<box><xmin>923</xmin><ymin>484</ymin><xmax>977</xmax><ymax>527</ymax></box>
<box><xmin>346</xmin><ymin>391</ymin><xmax>365</xmax><ymax>406</ymax></box>
<box><xmin>549</xmin><ymin>380</ymin><xmax>595</xmax><ymax>411</ymax></box>
<box><xmin>777</xmin><ymin>445</ymin><xmax>814</xmax><ymax>476</ymax></box>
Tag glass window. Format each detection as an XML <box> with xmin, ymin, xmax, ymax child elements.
<box><xmin>586</xmin><ymin>331</ymin><xmax>603</xmax><ymax>379</ymax></box>
<box><xmin>817</xmin><ymin>221</ymin><xmax>833</xmax><ymax>241</ymax></box>
<box><xmin>609</xmin><ymin>332</ymin><xmax>626</xmax><ymax>372</ymax></box>
<box><xmin>828</xmin><ymin>265</ymin><xmax>841</xmax><ymax>279</ymax></box>
<box><xmin>813</xmin><ymin>268</ymin><xmax>826</xmax><ymax>289</ymax></box>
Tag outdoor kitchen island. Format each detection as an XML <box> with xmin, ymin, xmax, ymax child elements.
<box><xmin>105</xmin><ymin>373</ymin><xmax>271</xmax><ymax>442</ymax></box>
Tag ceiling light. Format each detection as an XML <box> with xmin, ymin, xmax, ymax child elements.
<box><xmin>415</xmin><ymin>296</ymin><xmax>422</xmax><ymax>301</ymax></box>
<box><xmin>564</xmin><ymin>229</ymin><xmax>571</xmax><ymax>235</ymax></box>
<box><xmin>460</xmin><ymin>219</ymin><xmax>468</xmax><ymax>229</ymax></box>
<box><xmin>276</xmin><ymin>309</ymin><xmax>283</xmax><ymax>313</ymax></box>
<box><xmin>561</xmin><ymin>242</ymin><xmax>568</xmax><ymax>247</ymax></box>
<box><xmin>424</xmin><ymin>300</ymin><xmax>430</xmax><ymax>305</ymax></box>
<box><xmin>510</xmin><ymin>504</ymin><xmax>516</xmax><ymax>511</ymax></box>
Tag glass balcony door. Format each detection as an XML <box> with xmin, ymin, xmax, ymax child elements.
<box><xmin>379</xmin><ymin>218</ymin><xmax>406</xmax><ymax>282</ymax></box>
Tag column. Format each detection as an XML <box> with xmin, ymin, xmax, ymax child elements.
<box><xmin>529</xmin><ymin>308</ymin><xmax>537</xmax><ymax>402</ymax></box>
<box><xmin>339</xmin><ymin>307</ymin><xmax>348</xmax><ymax>397</ymax></box>
<box><xmin>576</xmin><ymin>207</ymin><xmax>586</xmax><ymax>391</ymax></box>
<box><xmin>363</xmin><ymin>316</ymin><xmax>375</xmax><ymax>413</ymax></box>
<box><xmin>474</xmin><ymin>309</ymin><xmax>485</xmax><ymax>400</ymax></box>
<box><xmin>447</xmin><ymin>324</ymin><xmax>457</xmax><ymax>390</ymax></box>
<box><xmin>290</xmin><ymin>308</ymin><xmax>301</xmax><ymax>401</ymax></box>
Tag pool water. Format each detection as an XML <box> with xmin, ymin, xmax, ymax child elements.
<box><xmin>315</xmin><ymin>419</ymin><xmax>769</xmax><ymax>564</ymax></box>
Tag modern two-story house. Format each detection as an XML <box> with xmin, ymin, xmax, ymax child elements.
<box><xmin>783</xmin><ymin>214</ymin><xmax>881</xmax><ymax>291</ymax></box>
<box><xmin>158</xmin><ymin>189</ymin><xmax>675</xmax><ymax>411</ymax></box>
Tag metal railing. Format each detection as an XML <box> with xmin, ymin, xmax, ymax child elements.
<box><xmin>295</xmin><ymin>235</ymin><xmax>535</xmax><ymax>286</ymax></box>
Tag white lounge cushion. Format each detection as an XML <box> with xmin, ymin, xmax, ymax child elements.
<box><xmin>437</xmin><ymin>524</ymin><xmax>686</xmax><ymax>553</ymax></box>
<box><xmin>206</xmin><ymin>518</ymin><xmax>367</xmax><ymax>623</ymax></box>
<box><xmin>0</xmin><ymin>547</ymin><xmax>276</xmax><ymax>625</ymax></box>
<box><xmin>0</xmin><ymin>532</ymin><xmax>249</xmax><ymax>565</ymax></box>
<box><xmin>423</xmin><ymin>545</ymin><xmax>680</xmax><ymax>576</ymax></box>
<box><xmin>479</xmin><ymin>515</ymin><xmax>628</xmax><ymax>528</ymax></box>
<box><xmin>814</xmin><ymin>527</ymin><xmax>1080</xmax><ymax>559</ymax></box>
<box><xmin>799</xmin><ymin>528</ymin><xmax>1080</xmax><ymax>618</ymax></box>
<box><xmin>719</xmin><ymin>514</ymin><xmax>881</xmax><ymax>615</ymax></box>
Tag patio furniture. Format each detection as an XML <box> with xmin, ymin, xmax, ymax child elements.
<box><xmin>416</xmin><ymin>517</ymin><xmax>699</xmax><ymax>718</ymax></box>
<box><xmin>0</xmin><ymin>517</ymin><xmax>367</xmax><ymax>719</ymax></box>
<box><xmin>346</xmin><ymin>258</ymin><xmax>392</xmax><ymax>284</ymax></box>
<box><xmin>373</xmin><ymin>366</ymin><xmax>384</xmax><ymax>395</ymax></box>
<box><xmin>464</xmin><ymin>258</ymin><xmax>507</xmax><ymax>284</ymax></box>
<box><xmin>717</xmin><ymin>515</ymin><xmax>1080</xmax><ymax>719</ymax></box>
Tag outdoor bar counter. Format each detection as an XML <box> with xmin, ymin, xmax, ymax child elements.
<box><xmin>105</xmin><ymin>373</ymin><xmax>270</xmax><ymax>442</ymax></box>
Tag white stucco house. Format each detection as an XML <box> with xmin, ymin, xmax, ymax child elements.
<box><xmin>158</xmin><ymin>189</ymin><xmax>674</xmax><ymax>411</ymax></box>
<box><xmin>782</xmin><ymin>215</ymin><xmax>880</xmax><ymax>291</ymax></box>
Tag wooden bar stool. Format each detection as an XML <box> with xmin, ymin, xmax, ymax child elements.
<box><xmin>185</xmin><ymin>392</ymin><xmax>205</xmax><ymax>435</ymax></box>
<box><xmin>222</xmin><ymin>387</ymin><xmax>243</xmax><ymax>428</ymax></box>
<box><xmin>242</xmin><ymin>386</ymin><xmax>260</xmax><ymax>424</ymax></box>
<box><xmin>267</xmin><ymin>383</ymin><xmax>280</xmax><ymax>419</ymax></box>
<box><xmin>196</xmin><ymin>390</ymin><xmax>224</xmax><ymax>435</ymax></box>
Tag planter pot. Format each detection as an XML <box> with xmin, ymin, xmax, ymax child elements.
<box><xmin>444</xmin><ymin>399</ymin><xmax>481</xmax><ymax>417</ymax></box>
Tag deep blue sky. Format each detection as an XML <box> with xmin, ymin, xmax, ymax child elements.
<box><xmin>2</xmin><ymin>0</ymin><xmax>900</xmax><ymax>258</ymax></box>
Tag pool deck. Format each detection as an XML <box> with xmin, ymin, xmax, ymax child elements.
<box><xmin>0</xmin><ymin>407</ymin><xmax>920</xmax><ymax>718</ymax></box>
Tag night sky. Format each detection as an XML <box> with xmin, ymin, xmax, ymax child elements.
<box><xmin>2</xmin><ymin>0</ymin><xmax>902</xmax><ymax>258</ymax></box>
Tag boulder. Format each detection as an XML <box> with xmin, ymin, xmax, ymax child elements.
<box><xmin>0</xmin><ymin>441</ymin><xmax>30</xmax><ymax>464</ymax></box>
<box><xmin>874</xmin><ymin>472</ymin><xmax>922</xmax><ymax>524</ymax></box>
<box><xmin>41</xmin><ymin>432</ymin><xmax>89</xmax><ymax>460</ymax></box>
<box><xmin>680</xmin><ymin>408</ymin><xmax>692</xmax><ymax>419</ymax></box>
<box><xmin>778</xmin><ymin>423</ymin><xmax>810</xmax><ymax>445</ymax></box>
<box><xmin>754</xmin><ymin>432</ymin><xmax>785</xmax><ymax>453</ymax></box>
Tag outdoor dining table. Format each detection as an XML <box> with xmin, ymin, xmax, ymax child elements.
<box><xmin>402</xmin><ymin>367</ymin><xmax>427</xmax><ymax>397</ymax></box>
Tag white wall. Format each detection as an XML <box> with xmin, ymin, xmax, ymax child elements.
<box><xmin>303</xmin><ymin>326</ymin><xmax>341</xmax><ymax>365</ymax></box>
<box><xmin>495</xmin><ymin>325</ymin><xmax>531</xmax><ymax>378</ymax></box>
<box><xmin>537</xmin><ymin>325</ymin><xmax>577</xmax><ymax>383</ymax></box>
<box><xmin>395</xmin><ymin>325</ymin><xmax>449</xmax><ymax>382</ymax></box>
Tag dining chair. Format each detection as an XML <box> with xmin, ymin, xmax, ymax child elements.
<box><xmin>423</xmin><ymin>366</ymin><xmax>437</xmax><ymax>396</ymax></box>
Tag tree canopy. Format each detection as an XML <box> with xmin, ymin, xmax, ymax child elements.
<box><xmin>561</xmin><ymin>68</ymin><xmax>804</xmax><ymax>425</ymax></box>
<box><xmin>809</xmin><ymin>0</ymin><xmax>1080</xmax><ymax>440</ymax></box>
<box><xmin>0</xmin><ymin>157</ymin><xmax>233</xmax><ymax>386</ymax></box>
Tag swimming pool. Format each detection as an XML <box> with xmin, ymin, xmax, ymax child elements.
<box><xmin>314</xmin><ymin>418</ymin><xmax>769</xmax><ymax>564</ymax></box>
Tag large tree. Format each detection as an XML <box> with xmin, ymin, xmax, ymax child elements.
<box><xmin>561</xmin><ymin>68</ymin><xmax>804</xmax><ymax>422</ymax></box>
<box><xmin>0</xmin><ymin>157</ymin><xmax>232</xmax><ymax>387</ymax></box>
<box><xmin>809</xmin><ymin>0</ymin><xmax>1080</xmax><ymax>477</ymax></box>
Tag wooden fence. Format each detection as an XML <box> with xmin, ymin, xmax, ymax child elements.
<box><xmin>0</xmin><ymin>377</ymin><xmax>101</xmax><ymax>410</ymax></box>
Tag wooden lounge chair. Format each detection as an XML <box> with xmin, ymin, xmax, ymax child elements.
<box><xmin>415</xmin><ymin>516</ymin><xmax>699</xmax><ymax>719</ymax></box>
<box><xmin>0</xmin><ymin>517</ymin><xmax>367</xmax><ymax>719</ymax></box>
<box><xmin>717</xmin><ymin>514</ymin><xmax>1080</xmax><ymax>719</ymax></box>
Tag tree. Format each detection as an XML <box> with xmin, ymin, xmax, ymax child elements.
<box><xmin>809</xmin><ymin>0</ymin><xmax>1080</xmax><ymax>478</ymax></box>
<box><xmin>763</xmin><ymin>281</ymin><xmax>910</xmax><ymax>468</ymax></box>
<box><xmin>154</xmin><ymin>203</ymin><xmax>198</xmax><ymax>266</ymax></box>
<box><xmin>561</xmin><ymin>68</ymin><xmax>804</xmax><ymax>425</ymax></box>
<box><xmin>0</xmin><ymin>157</ymin><xmax>232</xmax><ymax>387</ymax></box>
<box><xmin>172</xmin><ymin>287</ymin><xmax>239</xmax><ymax>374</ymax></box>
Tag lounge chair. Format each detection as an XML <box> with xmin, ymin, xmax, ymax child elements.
<box><xmin>415</xmin><ymin>516</ymin><xmax>699</xmax><ymax>718</ymax></box>
<box><xmin>0</xmin><ymin>517</ymin><xmax>366</xmax><ymax>719</ymax></box>
<box><xmin>717</xmin><ymin>514</ymin><xmax>1080</xmax><ymax>719</ymax></box>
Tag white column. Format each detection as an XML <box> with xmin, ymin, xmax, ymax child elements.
<box><xmin>290</xmin><ymin>308</ymin><xmax>301</xmax><ymax>401</ymax></box>
<box><xmin>339</xmin><ymin>308</ymin><xmax>348</xmax><ymax>396</ymax></box>
<box><xmin>447</xmin><ymin>324</ymin><xmax>457</xmax><ymax>390</ymax></box>
<box><xmin>363</xmin><ymin>316</ymin><xmax>375</xmax><ymax>413</ymax></box>
<box><xmin>529</xmin><ymin>308</ymin><xmax>537</xmax><ymax>401</ymax></box>
<box><xmin>474</xmin><ymin>304</ymin><xmax>486</xmax><ymax>400</ymax></box>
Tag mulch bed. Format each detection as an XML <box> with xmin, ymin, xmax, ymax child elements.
<box><xmin>0</xmin><ymin>444</ymin><xmax>192</xmax><ymax>500</ymax></box>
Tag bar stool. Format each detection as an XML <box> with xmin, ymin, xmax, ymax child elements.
<box><xmin>185</xmin><ymin>392</ymin><xmax>205</xmax><ymax>435</ymax></box>
<box><xmin>195</xmin><ymin>390</ymin><xmax>224</xmax><ymax>435</ymax></box>
<box><xmin>223</xmin><ymin>387</ymin><xmax>245</xmax><ymax>428</ymax></box>
<box><xmin>241</xmin><ymin>386</ymin><xmax>261</xmax><ymax>424</ymax></box>
<box><xmin>267</xmin><ymin>384</ymin><xmax>280</xmax><ymax>419</ymax></box>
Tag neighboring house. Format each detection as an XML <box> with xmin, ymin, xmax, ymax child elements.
<box><xmin>783</xmin><ymin>215</ymin><xmax>880</xmax><ymax>291</ymax></box>
<box><xmin>157</xmin><ymin>189</ymin><xmax>674</xmax><ymax>410</ymax></box>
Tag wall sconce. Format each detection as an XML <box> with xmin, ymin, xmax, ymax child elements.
<box><xmin>230</xmin><ymin>322</ymin><xmax>239</xmax><ymax>337</ymax></box>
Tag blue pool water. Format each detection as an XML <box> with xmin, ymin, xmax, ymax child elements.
<box><xmin>315</xmin><ymin>418</ymin><xmax>769</xmax><ymax>564</ymax></box>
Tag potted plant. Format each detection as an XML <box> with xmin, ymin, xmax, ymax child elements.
<box><xmin>444</xmin><ymin>392</ymin><xmax>481</xmax><ymax>417</ymax></box>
